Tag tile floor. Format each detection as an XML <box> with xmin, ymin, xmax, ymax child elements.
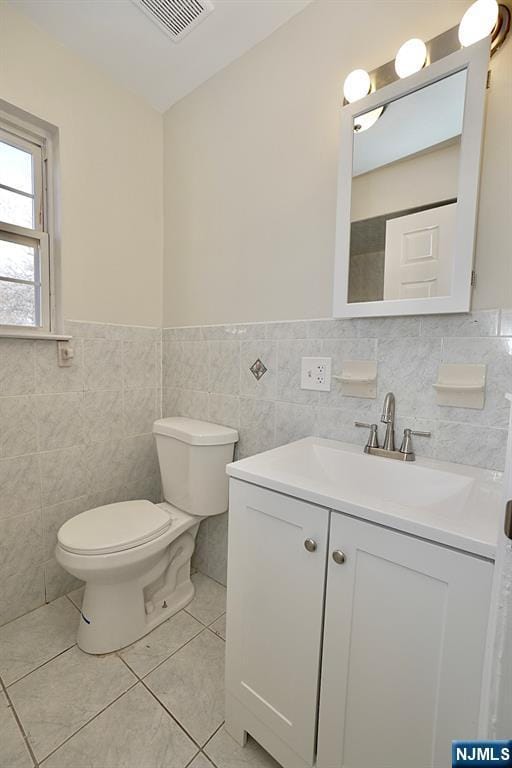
<box><xmin>0</xmin><ymin>572</ymin><xmax>281</xmax><ymax>768</ymax></box>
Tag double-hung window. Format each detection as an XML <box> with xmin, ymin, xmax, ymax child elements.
<box><xmin>0</xmin><ymin>119</ymin><xmax>52</xmax><ymax>332</ymax></box>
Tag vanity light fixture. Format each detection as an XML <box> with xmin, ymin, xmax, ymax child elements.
<box><xmin>341</xmin><ymin>2</ymin><xmax>509</xmax><ymax>102</ymax></box>
<box><xmin>394</xmin><ymin>38</ymin><xmax>427</xmax><ymax>78</ymax></box>
<box><xmin>353</xmin><ymin>106</ymin><xmax>385</xmax><ymax>132</ymax></box>
<box><xmin>343</xmin><ymin>69</ymin><xmax>371</xmax><ymax>103</ymax></box>
<box><xmin>459</xmin><ymin>0</ymin><xmax>499</xmax><ymax>47</ymax></box>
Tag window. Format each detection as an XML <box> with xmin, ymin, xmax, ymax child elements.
<box><xmin>0</xmin><ymin>119</ymin><xmax>52</xmax><ymax>332</ymax></box>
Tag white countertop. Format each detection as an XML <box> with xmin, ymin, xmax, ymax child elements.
<box><xmin>227</xmin><ymin>437</ymin><xmax>503</xmax><ymax>559</ymax></box>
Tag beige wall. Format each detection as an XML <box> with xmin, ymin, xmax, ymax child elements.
<box><xmin>351</xmin><ymin>141</ymin><xmax>460</xmax><ymax>222</ymax></box>
<box><xmin>163</xmin><ymin>0</ymin><xmax>512</xmax><ymax>326</ymax></box>
<box><xmin>0</xmin><ymin>2</ymin><xmax>163</xmax><ymax>327</ymax></box>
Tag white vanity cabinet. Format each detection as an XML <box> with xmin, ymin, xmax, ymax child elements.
<box><xmin>225</xmin><ymin>478</ymin><xmax>494</xmax><ymax>768</ymax></box>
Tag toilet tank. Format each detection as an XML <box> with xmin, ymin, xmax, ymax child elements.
<box><xmin>152</xmin><ymin>417</ymin><xmax>238</xmax><ymax>517</ymax></box>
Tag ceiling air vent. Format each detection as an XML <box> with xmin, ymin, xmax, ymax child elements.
<box><xmin>133</xmin><ymin>0</ymin><xmax>215</xmax><ymax>43</ymax></box>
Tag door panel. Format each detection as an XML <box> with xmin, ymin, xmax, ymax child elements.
<box><xmin>317</xmin><ymin>513</ymin><xmax>493</xmax><ymax>768</ymax></box>
<box><xmin>384</xmin><ymin>202</ymin><xmax>456</xmax><ymax>299</ymax></box>
<box><xmin>225</xmin><ymin>480</ymin><xmax>329</xmax><ymax>765</ymax></box>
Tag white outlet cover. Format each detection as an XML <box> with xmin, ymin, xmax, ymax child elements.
<box><xmin>301</xmin><ymin>357</ymin><xmax>332</xmax><ymax>392</ymax></box>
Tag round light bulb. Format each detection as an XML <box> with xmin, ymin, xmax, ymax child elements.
<box><xmin>459</xmin><ymin>0</ymin><xmax>499</xmax><ymax>47</ymax></box>
<box><xmin>394</xmin><ymin>38</ymin><xmax>427</xmax><ymax>78</ymax></box>
<box><xmin>343</xmin><ymin>69</ymin><xmax>371</xmax><ymax>103</ymax></box>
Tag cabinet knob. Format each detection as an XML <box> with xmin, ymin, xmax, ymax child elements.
<box><xmin>304</xmin><ymin>538</ymin><xmax>317</xmax><ymax>553</ymax></box>
<box><xmin>332</xmin><ymin>550</ymin><xmax>346</xmax><ymax>565</ymax></box>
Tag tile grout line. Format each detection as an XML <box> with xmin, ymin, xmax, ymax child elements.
<box><xmin>37</xmin><ymin>679</ymin><xmax>140</xmax><ymax>765</ymax></box>
<box><xmin>4</xmin><ymin>643</ymin><xmax>77</xmax><ymax>691</ymax></box>
<box><xmin>1</xmin><ymin>674</ymin><xmax>39</xmax><ymax>768</ymax></box>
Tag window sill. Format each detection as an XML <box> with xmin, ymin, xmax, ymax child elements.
<box><xmin>0</xmin><ymin>331</ymin><xmax>72</xmax><ymax>341</ymax></box>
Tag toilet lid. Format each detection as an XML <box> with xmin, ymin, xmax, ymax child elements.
<box><xmin>57</xmin><ymin>500</ymin><xmax>172</xmax><ymax>555</ymax></box>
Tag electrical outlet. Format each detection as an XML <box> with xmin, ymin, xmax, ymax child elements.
<box><xmin>301</xmin><ymin>357</ymin><xmax>331</xmax><ymax>391</ymax></box>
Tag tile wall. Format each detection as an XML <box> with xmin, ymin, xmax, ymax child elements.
<box><xmin>162</xmin><ymin>309</ymin><xmax>512</xmax><ymax>584</ymax></box>
<box><xmin>2</xmin><ymin>309</ymin><xmax>511</xmax><ymax>624</ymax></box>
<box><xmin>0</xmin><ymin>321</ymin><xmax>161</xmax><ymax>626</ymax></box>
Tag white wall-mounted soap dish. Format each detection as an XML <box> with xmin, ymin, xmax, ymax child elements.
<box><xmin>433</xmin><ymin>363</ymin><xmax>486</xmax><ymax>409</ymax></box>
<box><xmin>332</xmin><ymin>360</ymin><xmax>377</xmax><ymax>399</ymax></box>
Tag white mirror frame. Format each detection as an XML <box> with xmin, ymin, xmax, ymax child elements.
<box><xmin>332</xmin><ymin>38</ymin><xmax>490</xmax><ymax>318</ymax></box>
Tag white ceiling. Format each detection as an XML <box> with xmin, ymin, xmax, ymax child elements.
<box><xmin>8</xmin><ymin>0</ymin><xmax>312</xmax><ymax>112</ymax></box>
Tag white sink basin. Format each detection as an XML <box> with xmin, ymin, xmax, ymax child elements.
<box><xmin>227</xmin><ymin>437</ymin><xmax>503</xmax><ymax>558</ymax></box>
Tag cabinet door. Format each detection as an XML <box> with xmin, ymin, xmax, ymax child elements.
<box><xmin>317</xmin><ymin>513</ymin><xmax>493</xmax><ymax>768</ymax></box>
<box><xmin>225</xmin><ymin>480</ymin><xmax>329</xmax><ymax>765</ymax></box>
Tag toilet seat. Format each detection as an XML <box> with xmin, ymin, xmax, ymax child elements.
<box><xmin>57</xmin><ymin>500</ymin><xmax>172</xmax><ymax>555</ymax></box>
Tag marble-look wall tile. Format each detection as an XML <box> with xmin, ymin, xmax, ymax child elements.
<box><xmin>202</xmin><ymin>323</ymin><xmax>267</xmax><ymax>341</ymax></box>
<box><xmin>162</xmin><ymin>388</ymin><xmax>209</xmax><ymax>420</ymax></box>
<box><xmin>435</xmin><ymin>422</ymin><xmax>508</xmax><ymax>471</ymax></box>
<box><xmin>500</xmin><ymin>310</ymin><xmax>512</xmax><ymax>337</ymax></box>
<box><xmin>35</xmin><ymin>392</ymin><xmax>84</xmax><ymax>451</ymax></box>
<box><xmin>275</xmin><ymin>402</ymin><xmax>315</xmax><ymax>447</ymax></box>
<box><xmin>240</xmin><ymin>340</ymin><xmax>277</xmax><ymax>400</ymax></box>
<box><xmin>377</xmin><ymin>337</ymin><xmax>441</xmax><ymax>420</ymax></box>
<box><xmin>238</xmin><ymin>398</ymin><xmax>275</xmax><ymax>459</ymax></box>
<box><xmin>0</xmin><ymin>453</ymin><xmax>41</xmax><ymax>520</ymax></box>
<box><xmin>266</xmin><ymin>321</ymin><xmax>309</xmax><ymax>340</ymax></box>
<box><xmin>83</xmin><ymin>389</ymin><xmax>124</xmax><ymax>444</ymax></box>
<box><xmin>39</xmin><ymin>445</ymin><xmax>89</xmax><ymax>506</ymax></box>
<box><xmin>208</xmin><ymin>341</ymin><xmax>240</xmax><ymax>396</ymax></box>
<box><xmin>0</xmin><ymin>340</ymin><xmax>35</xmax><ymax>395</ymax></box>
<box><xmin>0</xmin><ymin>396</ymin><xmax>37</xmax><ymax>458</ymax></box>
<box><xmin>123</xmin><ymin>341</ymin><xmax>158</xmax><ymax>389</ymax></box>
<box><xmin>123</xmin><ymin>387</ymin><xmax>159</xmax><ymax>436</ymax></box>
<box><xmin>35</xmin><ymin>339</ymin><xmax>84</xmax><ymax>393</ymax></box>
<box><xmin>208</xmin><ymin>394</ymin><xmax>240</xmax><ymax>430</ymax></box>
<box><xmin>1</xmin><ymin>564</ymin><xmax>45</xmax><ymax>626</ymax></box>
<box><xmin>181</xmin><ymin>342</ymin><xmax>209</xmax><ymax>391</ymax></box>
<box><xmin>0</xmin><ymin>511</ymin><xmax>43</xmax><ymax>579</ymax></box>
<box><xmin>0</xmin><ymin>320</ymin><xmax>162</xmax><ymax>623</ymax></box>
<box><xmin>420</xmin><ymin>310</ymin><xmax>499</xmax><ymax>338</ymax></box>
<box><xmin>83</xmin><ymin>339</ymin><xmax>123</xmax><ymax>391</ymax></box>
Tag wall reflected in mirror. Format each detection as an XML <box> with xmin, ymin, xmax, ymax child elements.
<box><xmin>348</xmin><ymin>69</ymin><xmax>467</xmax><ymax>303</ymax></box>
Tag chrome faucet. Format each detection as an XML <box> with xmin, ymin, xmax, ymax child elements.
<box><xmin>380</xmin><ymin>392</ymin><xmax>395</xmax><ymax>451</ymax></box>
<box><xmin>354</xmin><ymin>391</ymin><xmax>431</xmax><ymax>461</ymax></box>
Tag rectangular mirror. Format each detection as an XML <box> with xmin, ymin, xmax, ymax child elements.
<box><xmin>333</xmin><ymin>40</ymin><xmax>490</xmax><ymax>318</ymax></box>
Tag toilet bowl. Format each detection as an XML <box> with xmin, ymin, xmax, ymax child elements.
<box><xmin>56</xmin><ymin>417</ymin><xmax>238</xmax><ymax>654</ymax></box>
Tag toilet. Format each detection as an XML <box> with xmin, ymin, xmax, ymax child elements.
<box><xmin>56</xmin><ymin>417</ymin><xmax>238</xmax><ymax>654</ymax></box>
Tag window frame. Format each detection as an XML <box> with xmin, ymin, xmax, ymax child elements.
<box><xmin>0</xmin><ymin>110</ymin><xmax>61</xmax><ymax>337</ymax></box>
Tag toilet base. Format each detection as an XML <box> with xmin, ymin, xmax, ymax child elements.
<box><xmin>76</xmin><ymin>528</ymin><xmax>198</xmax><ymax>654</ymax></box>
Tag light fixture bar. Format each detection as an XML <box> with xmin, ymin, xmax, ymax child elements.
<box><xmin>346</xmin><ymin>3</ymin><xmax>509</xmax><ymax>102</ymax></box>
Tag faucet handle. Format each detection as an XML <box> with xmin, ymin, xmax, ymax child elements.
<box><xmin>400</xmin><ymin>428</ymin><xmax>431</xmax><ymax>455</ymax></box>
<box><xmin>355</xmin><ymin>422</ymin><xmax>379</xmax><ymax>449</ymax></box>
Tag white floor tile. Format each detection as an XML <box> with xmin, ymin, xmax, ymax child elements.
<box><xmin>9</xmin><ymin>645</ymin><xmax>136</xmax><ymax>761</ymax></box>
<box><xmin>209</xmin><ymin>614</ymin><xmax>226</xmax><ymax>641</ymax></box>
<box><xmin>145</xmin><ymin>629</ymin><xmax>225</xmax><ymax>746</ymax></box>
<box><xmin>205</xmin><ymin>727</ymin><xmax>282</xmax><ymax>768</ymax></box>
<box><xmin>42</xmin><ymin>683</ymin><xmax>197</xmax><ymax>768</ymax></box>
<box><xmin>186</xmin><ymin>573</ymin><xmax>226</xmax><ymax>626</ymax></box>
<box><xmin>120</xmin><ymin>611</ymin><xmax>203</xmax><ymax>678</ymax></box>
<box><xmin>0</xmin><ymin>690</ymin><xmax>33</xmax><ymax>768</ymax></box>
<box><xmin>188</xmin><ymin>753</ymin><xmax>215</xmax><ymax>768</ymax></box>
<box><xmin>0</xmin><ymin>597</ymin><xmax>78</xmax><ymax>686</ymax></box>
